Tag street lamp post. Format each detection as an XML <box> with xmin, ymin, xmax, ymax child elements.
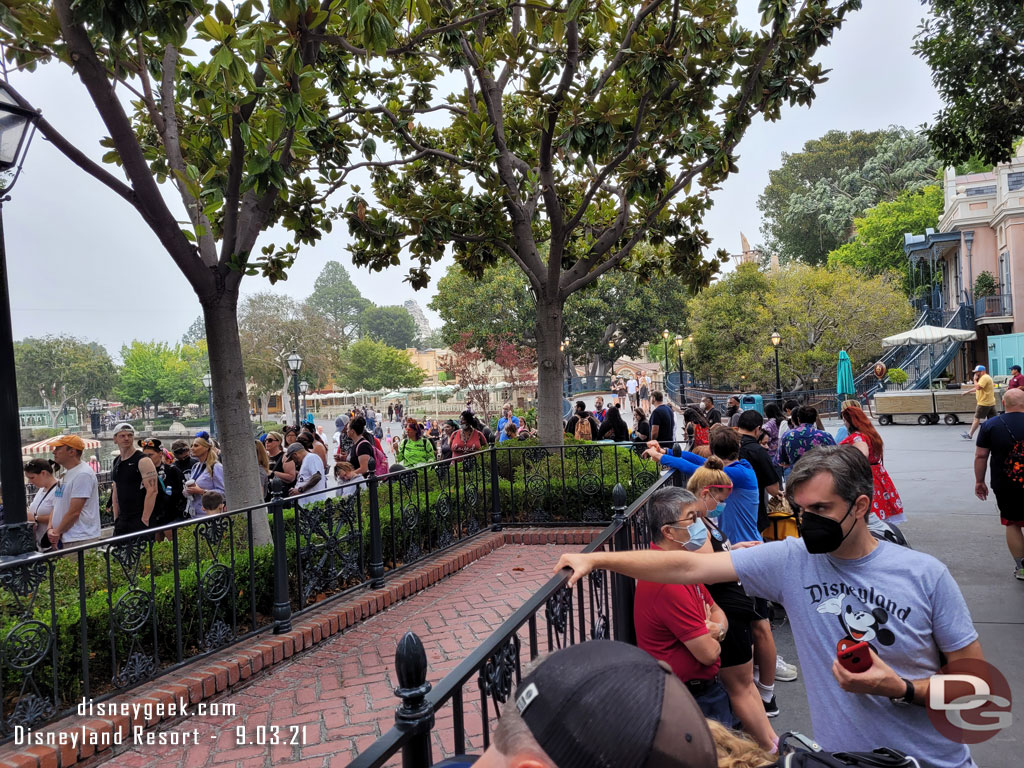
<box><xmin>770</xmin><ymin>330</ymin><xmax>782</xmax><ymax>406</ymax></box>
<box><xmin>607</xmin><ymin>339</ymin><xmax>616</xmax><ymax>378</ymax></box>
<box><xmin>661</xmin><ymin>329</ymin><xmax>670</xmax><ymax>389</ymax></box>
<box><xmin>299</xmin><ymin>380</ymin><xmax>309</xmax><ymax>422</ymax></box>
<box><xmin>287</xmin><ymin>351</ymin><xmax>303</xmax><ymax>429</ymax></box>
<box><xmin>674</xmin><ymin>335</ymin><xmax>685</xmax><ymax>406</ymax></box>
<box><xmin>88</xmin><ymin>398</ymin><xmax>101</xmax><ymax>439</ymax></box>
<box><xmin>0</xmin><ymin>80</ymin><xmax>40</xmax><ymax>556</ymax></box>
<box><xmin>202</xmin><ymin>373</ymin><xmax>215</xmax><ymax>440</ymax></box>
<box><xmin>561</xmin><ymin>340</ymin><xmax>572</xmax><ymax>397</ymax></box>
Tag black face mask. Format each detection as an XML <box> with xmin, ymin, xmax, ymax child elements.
<box><xmin>798</xmin><ymin>502</ymin><xmax>856</xmax><ymax>554</ymax></box>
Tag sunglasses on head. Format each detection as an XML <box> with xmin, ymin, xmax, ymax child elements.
<box><xmin>141</xmin><ymin>439</ymin><xmax>159</xmax><ymax>449</ymax></box>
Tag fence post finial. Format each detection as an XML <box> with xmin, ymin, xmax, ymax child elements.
<box><xmin>395</xmin><ymin>632</ymin><xmax>434</xmax><ymax>767</ymax></box>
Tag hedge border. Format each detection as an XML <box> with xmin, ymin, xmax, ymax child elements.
<box><xmin>0</xmin><ymin>527</ymin><xmax>600</xmax><ymax>768</ymax></box>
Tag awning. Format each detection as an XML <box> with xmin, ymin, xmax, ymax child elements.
<box><xmin>22</xmin><ymin>437</ymin><xmax>102</xmax><ymax>455</ymax></box>
<box><xmin>882</xmin><ymin>325</ymin><xmax>977</xmax><ymax>347</ymax></box>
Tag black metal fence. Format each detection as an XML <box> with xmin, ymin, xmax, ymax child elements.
<box><xmin>0</xmin><ymin>441</ymin><xmax>662</xmax><ymax>741</ymax></box>
<box><xmin>348</xmin><ymin>466</ymin><xmax>681</xmax><ymax>767</ymax></box>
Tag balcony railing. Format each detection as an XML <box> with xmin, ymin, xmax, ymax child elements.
<box><xmin>975</xmin><ymin>293</ymin><xmax>1013</xmax><ymax>320</ymax></box>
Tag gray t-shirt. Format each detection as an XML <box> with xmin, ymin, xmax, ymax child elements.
<box><xmin>731</xmin><ymin>537</ymin><xmax>977</xmax><ymax>768</ymax></box>
<box><xmin>52</xmin><ymin>462</ymin><xmax>101</xmax><ymax>543</ymax></box>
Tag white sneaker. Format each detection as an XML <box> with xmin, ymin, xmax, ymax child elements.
<box><xmin>775</xmin><ymin>655</ymin><xmax>798</xmax><ymax>682</ymax></box>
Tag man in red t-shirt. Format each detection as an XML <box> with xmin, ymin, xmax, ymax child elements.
<box><xmin>634</xmin><ymin>487</ymin><xmax>734</xmax><ymax>727</ymax></box>
<box><xmin>1008</xmin><ymin>364</ymin><xmax>1024</xmax><ymax>390</ymax></box>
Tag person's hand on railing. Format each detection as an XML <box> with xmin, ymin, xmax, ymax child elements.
<box><xmin>553</xmin><ymin>552</ymin><xmax>597</xmax><ymax>587</ymax></box>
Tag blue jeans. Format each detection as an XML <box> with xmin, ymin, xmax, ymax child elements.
<box><xmin>694</xmin><ymin>679</ymin><xmax>737</xmax><ymax>728</ymax></box>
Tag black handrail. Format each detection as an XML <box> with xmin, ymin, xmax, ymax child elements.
<box><xmin>347</xmin><ymin>462</ymin><xmax>681</xmax><ymax>768</ymax></box>
<box><xmin>0</xmin><ymin>440</ymin><xmax>665</xmax><ymax>741</ymax></box>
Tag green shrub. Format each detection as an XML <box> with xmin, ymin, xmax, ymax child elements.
<box><xmin>2</xmin><ymin>444</ymin><xmax>662</xmax><ymax>724</ymax></box>
<box><xmin>887</xmin><ymin>367</ymin><xmax>909</xmax><ymax>386</ymax></box>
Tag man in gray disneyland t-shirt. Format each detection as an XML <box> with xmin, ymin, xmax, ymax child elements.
<box><xmin>555</xmin><ymin>445</ymin><xmax>983</xmax><ymax>768</ymax></box>
<box><xmin>732</xmin><ymin>537</ymin><xmax>976</xmax><ymax>768</ymax></box>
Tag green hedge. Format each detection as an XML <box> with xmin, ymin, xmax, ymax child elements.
<box><xmin>2</xmin><ymin>442</ymin><xmax>662</xmax><ymax>722</ymax></box>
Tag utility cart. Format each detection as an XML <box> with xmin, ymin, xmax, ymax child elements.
<box><xmin>872</xmin><ymin>389</ymin><xmax>1003</xmax><ymax>426</ymax></box>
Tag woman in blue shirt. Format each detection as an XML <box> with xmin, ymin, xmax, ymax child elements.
<box><xmin>645</xmin><ymin>427</ymin><xmax>762</xmax><ymax>544</ymax></box>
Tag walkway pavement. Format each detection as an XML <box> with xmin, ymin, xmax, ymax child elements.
<box><xmin>100</xmin><ymin>544</ymin><xmax>577</xmax><ymax>767</ymax></box>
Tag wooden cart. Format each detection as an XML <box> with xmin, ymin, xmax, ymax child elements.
<box><xmin>872</xmin><ymin>389</ymin><xmax>1003</xmax><ymax>426</ymax></box>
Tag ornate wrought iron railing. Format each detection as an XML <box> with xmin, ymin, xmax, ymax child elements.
<box><xmin>0</xmin><ymin>441</ymin><xmax>664</xmax><ymax>741</ymax></box>
<box><xmin>347</xmin><ymin>465</ymin><xmax>682</xmax><ymax>768</ymax></box>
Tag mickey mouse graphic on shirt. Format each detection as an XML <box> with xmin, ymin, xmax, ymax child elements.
<box><xmin>816</xmin><ymin>594</ymin><xmax>895</xmax><ymax>655</ymax></box>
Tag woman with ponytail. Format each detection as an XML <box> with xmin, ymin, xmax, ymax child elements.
<box><xmin>24</xmin><ymin>458</ymin><xmax>60</xmax><ymax>550</ymax></box>
<box><xmin>686</xmin><ymin>456</ymin><xmax>779</xmax><ymax>753</ymax></box>
<box><xmin>840</xmin><ymin>403</ymin><xmax>905</xmax><ymax>523</ymax></box>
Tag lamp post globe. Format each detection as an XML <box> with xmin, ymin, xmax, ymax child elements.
<box><xmin>299</xmin><ymin>381</ymin><xmax>309</xmax><ymax>422</ymax></box>
<box><xmin>674</xmin><ymin>335</ymin><xmax>685</xmax><ymax>405</ymax></box>
<box><xmin>770</xmin><ymin>330</ymin><xmax>782</xmax><ymax>405</ymax></box>
<box><xmin>0</xmin><ymin>81</ymin><xmax>40</xmax><ymax>553</ymax></box>
<box><xmin>287</xmin><ymin>351</ymin><xmax>302</xmax><ymax>428</ymax></box>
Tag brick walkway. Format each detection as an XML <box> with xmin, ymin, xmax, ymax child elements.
<box><xmin>99</xmin><ymin>543</ymin><xmax>577</xmax><ymax>768</ymax></box>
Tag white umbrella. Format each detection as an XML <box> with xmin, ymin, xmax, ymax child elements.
<box><xmin>882</xmin><ymin>324</ymin><xmax>977</xmax><ymax>392</ymax></box>
<box><xmin>381</xmin><ymin>390</ymin><xmax>405</xmax><ymax>400</ymax></box>
<box><xmin>882</xmin><ymin>325</ymin><xmax>977</xmax><ymax>347</ymax></box>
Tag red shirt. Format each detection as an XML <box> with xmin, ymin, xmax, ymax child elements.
<box><xmin>450</xmin><ymin>428</ymin><xmax>484</xmax><ymax>457</ymax></box>
<box><xmin>1009</xmin><ymin>373</ymin><xmax>1024</xmax><ymax>390</ymax></box>
<box><xmin>634</xmin><ymin>545</ymin><xmax>719</xmax><ymax>682</ymax></box>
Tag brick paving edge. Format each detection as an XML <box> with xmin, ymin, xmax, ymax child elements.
<box><xmin>0</xmin><ymin>527</ymin><xmax>601</xmax><ymax>768</ymax></box>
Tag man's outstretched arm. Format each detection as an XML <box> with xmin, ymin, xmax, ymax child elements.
<box><xmin>554</xmin><ymin>549</ymin><xmax>738</xmax><ymax>588</ymax></box>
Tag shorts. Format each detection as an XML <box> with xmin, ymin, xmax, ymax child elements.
<box><xmin>752</xmin><ymin>597</ymin><xmax>771</xmax><ymax>621</ymax></box>
<box><xmin>718</xmin><ymin>613</ymin><xmax>753</xmax><ymax>667</ymax></box>
<box><xmin>975</xmin><ymin>404</ymin><xmax>997</xmax><ymax>420</ymax></box>
<box><xmin>994</xmin><ymin>488</ymin><xmax>1024</xmax><ymax>524</ymax></box>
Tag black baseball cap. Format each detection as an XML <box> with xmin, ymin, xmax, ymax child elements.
<box><xmin>513</xmin><ymin>641</ymin><xmax>716</xmax><ymax>768</ymax></box>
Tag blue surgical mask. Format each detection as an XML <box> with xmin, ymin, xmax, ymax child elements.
<box><xmin>682</xmin><ymin>518</ymin><xmax>708</xmax><ymax>551</ymax></box>
<box><xmin>709</xmin><ymin>501</ymin><xmax>727</xmax><ymax>518</ymax></box>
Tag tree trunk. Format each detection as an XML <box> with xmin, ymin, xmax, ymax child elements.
<box><xmin>535</xmin><ymin>294</ymin><xmax>565</xmax><ymax>445</ymax></box>
<box><xmin>202</xmin><ymin>293</ymin><xmax>273</xmax><ymax>547</ymax></box>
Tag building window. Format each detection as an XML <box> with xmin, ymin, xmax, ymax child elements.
<box><xmin>1000</xmin><ymin>252</ymin><xmax>1011</xmax><ymax>295</ymax></box>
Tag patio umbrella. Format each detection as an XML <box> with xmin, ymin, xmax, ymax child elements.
<box><xmin>836</xmin><ymin>350</ymin><xmax>855</xmax><ymax>400</ymax></box>
<box><xmin>22</xmin><ymin>437</ymin><xmax>102</xmax><ymax>455</ymax></box>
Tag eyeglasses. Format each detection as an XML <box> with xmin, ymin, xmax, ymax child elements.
<box><xmin>266</xmin><ymin>437</ymin><xmax>279</xmax><ymax>443</ymax></box>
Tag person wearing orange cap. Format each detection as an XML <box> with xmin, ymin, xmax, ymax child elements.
<box><xmin>47</xmin><ymin>434</ymin><xmax>101</xmax><ymax>548</ymax></box>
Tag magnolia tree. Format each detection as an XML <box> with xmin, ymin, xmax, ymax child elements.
<box><xmin>343</xmin><ymin>0</ymin><xmax>862</xmax><ymax>443</ymax></box>
<box><xmin>0</xmin><ymin>0</ymin><xmax>472</xmax><ymax>542</ymax></box>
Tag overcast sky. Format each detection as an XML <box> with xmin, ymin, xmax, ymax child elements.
<box><xmin>5</xmin><ymin>1</ymin><xmax>941</xmax><ymax>360</ymax></box>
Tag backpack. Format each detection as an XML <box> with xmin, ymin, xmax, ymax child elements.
<box><xmin>999</xmin><ymin>417</ymin><xmax>1024</xmax><ymax>488</ymax></box>
<box><xmin>772</xmin><ymin>732</ymin><xmax>920</xmax><ymax>768</ymax></box>
<box><xmin>574</xmin><ymin>415</ymin><xmax>593</xmax><ymax>441</ymax></box>
<box><xmin>358</xmin><ymin>437</ymin><xmax>389</xmax><ymax>475</ymax></box>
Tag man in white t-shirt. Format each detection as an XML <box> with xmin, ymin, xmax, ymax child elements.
<box><xmin>626</xmin><ymin>375</ymin><xmax>638</xmax><ymax>408</ymax></box>
<box><xmin>48</xmin><ymin>434</ymin><xmax>101</xmax><ymax>547</ymax></box>
<box><xmin>285</xmin><ymin>442</ymin><xmax>328</xmax><ymax>508</ymax></box>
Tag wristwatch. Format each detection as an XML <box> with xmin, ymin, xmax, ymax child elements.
<box><xmin>890</xmin><ymin>677</ymin><xmax>915</xmax><ymax>706</ymax></box>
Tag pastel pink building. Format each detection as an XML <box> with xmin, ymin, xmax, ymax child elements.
<box><xmin>904</xmin><ymin>144</ymin><xmax>1024</xmax><ymax>378</ymax></box>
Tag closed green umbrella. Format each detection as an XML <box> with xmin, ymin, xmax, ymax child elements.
<box><xmin>837</xmin><ymin>350</ymin><xmax>855</xmax><ymax>400</ymax></box>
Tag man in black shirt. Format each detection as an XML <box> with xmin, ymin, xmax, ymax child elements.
<box><xmin>649</xmin><ymin>391</ymin><xmax>675</xmax><ymax>446</ymax></box>
<box><xmin>735</xmin><ymin>410</ymin><xmax>782</xmax><ymax>533</ymax></box>
<box><xmin>975</xmin><ymin>387</ymin><xmax>1024</xmax><ymax>579</ymax></box>
<box><xmin>701</xmin><ymin>396</ymin><xmax>721</xmax><ymax>426</ymax></box>
<box><xmin>565</xmin><ymin>401</ymin><xmax>599</xmax><ymax>441</ymax></box>
<box><xmin>111</xmin><ymin>422</ymin><xmax>158</xmax><ymax>535</ymax></box>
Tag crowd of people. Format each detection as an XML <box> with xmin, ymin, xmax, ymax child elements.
<box><xmin>554</xmin><ymin>436</ymin><xmax>981</xmax><ymax>768</ymax></box>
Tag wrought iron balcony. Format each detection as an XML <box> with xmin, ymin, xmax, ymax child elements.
<box><xmin>974</xmin><ymin>293</ymin><xmax>1013</xmax><ymax>322</ymax></box>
